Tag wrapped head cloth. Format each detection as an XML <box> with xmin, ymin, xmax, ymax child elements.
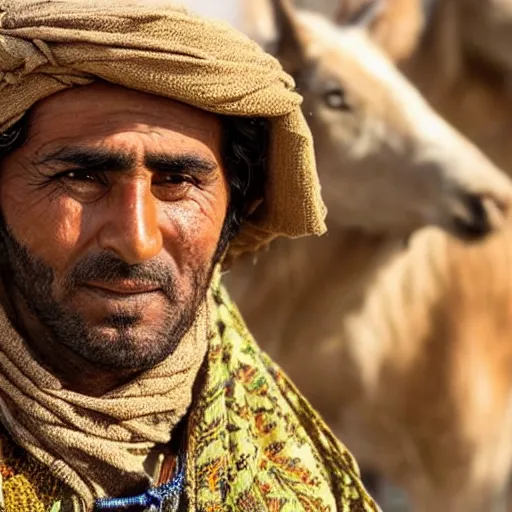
<box><xmin>0</xmin><ymin>0</ymin><xmax>327</xmax><ymax>260</ymax></box>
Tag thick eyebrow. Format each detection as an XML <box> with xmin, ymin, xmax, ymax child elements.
<box><xmin>145</xmin><ymin>153</ymin><xmax>218</xmax><ymax>175</ymax></box>
<box><xmin>38</xmin><ymin>147</ymin><xmax>136</xmax><ymax>173</ymax></box>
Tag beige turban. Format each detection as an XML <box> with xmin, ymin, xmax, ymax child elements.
<box><xmin>0</xmin><ymin>0</ymin><xmax>327</xmax><ymax>260</ymax></box>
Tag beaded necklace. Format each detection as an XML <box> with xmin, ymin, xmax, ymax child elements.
<box><xmin>93</xmin><ymin>451</ymin><xmax>185</xmax><ymax>512</ymax></box>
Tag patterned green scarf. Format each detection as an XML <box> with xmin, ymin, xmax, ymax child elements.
<box><xmin>0</xmin><ymin>284</ymin><xmax>379</xmax><ymax>512</ymax></box>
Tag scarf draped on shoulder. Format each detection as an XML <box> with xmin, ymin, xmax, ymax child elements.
<box><xmin>0</xmin><ymin>285</ymin><xmax>380</xmax><ymax>512</ymax></box>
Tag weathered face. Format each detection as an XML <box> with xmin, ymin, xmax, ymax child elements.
<box><xmin>0</xmin><ymin>83</ymin><xmax>229</xmax><ymax>372</ymax></box>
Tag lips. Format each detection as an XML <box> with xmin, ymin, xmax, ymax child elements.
<box><xmin>85</xmin><ymin>280</ymin><xmax>160</xmax><ymax>296</ymax></box>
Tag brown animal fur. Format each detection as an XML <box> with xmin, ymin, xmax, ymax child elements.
<box><xmin>228</xmin><ymin>225</ymin><xmax>512</xmax><ymax>512</ymax></box>
<box><xmin>225</xmin><ymin>1</ymin><xmax>512</xmax><ymax>510</ymax></box>
<box><xmin>333</xmin><ymin>0</ymin><xmax>512</xmax><ymax>174</ymax></box>
<box><xmin>337</xmin><ymin>0</ymin><xmax>424</xmax><ymax>63</ymax></box>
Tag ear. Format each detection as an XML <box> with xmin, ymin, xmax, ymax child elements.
<box><xmin>268</xmin><ymin>0</ymin><xmax>308</xmax><ymax>75</ymax></box>
<box><xmin>336</xmin><ymin>0</ymin><xmax>386</xmax><ymax>28</ymax></box>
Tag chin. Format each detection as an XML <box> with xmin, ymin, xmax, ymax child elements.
<box><xmin>71</xmin><ymin>323</ymin><xmax>176</xmax><ymax>372</ymax></box>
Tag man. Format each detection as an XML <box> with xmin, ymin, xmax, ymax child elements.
<box><xmin>0</xmin><ymin>1</ymin><xmax>379</xmax><ymax>511</ymax></box>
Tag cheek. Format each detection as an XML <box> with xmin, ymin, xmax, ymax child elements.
<box><xmin>1</xmin><ymin>178</ymin><xmax>85</xmax><ymax>272</ymax></box>
<box><xmin>162</xmin><ymin>182</ymin><xmax>228</xmax><ymax>268</ymax></box>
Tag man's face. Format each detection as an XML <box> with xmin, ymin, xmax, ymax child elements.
<box><xmin>0</xmin><ymin>83</ymin><xmax>229</xmax><ymax>372</ymax></box>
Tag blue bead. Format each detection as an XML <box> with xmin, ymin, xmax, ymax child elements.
<box><xmin>93</xmin><ymin>452</ymin><xmax>186</xmax><ymax>511</ymax></box>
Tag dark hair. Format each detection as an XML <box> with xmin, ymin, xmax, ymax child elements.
<box><xmin>0</xmin><ymin>115</ymin><xmax>30</xmax><ymax>156</ymax></box>
<box><xmin>218</xmin><ymin>115</ymin><xmax>268</xmax><ymax>250</ymax></box>
<box><xmin>0</xmin><ymin>110</ymin><xmax>269</xmax><ymax>257</ymax></box>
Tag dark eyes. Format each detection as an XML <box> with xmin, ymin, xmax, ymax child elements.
<box><xmin>60</xmin><ymin>169</ymin><xmax>196</xmax><ymax>186</ymax></box>
<box><xmin>323</xmin><ymin>88</ymin><xmax>351</xmax><ymax>111</ymax></box>
<box><xmin>52</xmin><ymin>169</ymin><xmax>198</xmax><ymax>203</ymax></box>
<box><xmin>63</xmin><ymin>169</ymin><xmax>105</xmax><ymax>183</ymax></box>
<box><xmin>156</xmin><ymin>174</ymin><xmax>197</xmax><ymax>186</ymax></box>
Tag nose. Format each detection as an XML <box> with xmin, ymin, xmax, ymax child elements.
<box><xmin>98</xmin><ymin>179</ymin><xmax>163</xmax><ymax>264</ymax></box>
<box><xmin>451</xmin><ymin>193</ymin><xmax>509</xmax><ymax>241</ymax></box>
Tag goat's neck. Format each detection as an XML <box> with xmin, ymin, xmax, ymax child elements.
<box><xmin>225</xmin><ymin>223</ymin><xmax>402</xmax><ymax>315</ymax></box>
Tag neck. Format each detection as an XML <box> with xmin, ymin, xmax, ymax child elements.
<box><xmin>269</xmin><ymin>224</ymin><xmax>400</xmax><ymax>285</ymax></box>
<box><xmin>226</xmin><ymin>223</ymin><xmax>403</xmax><ymax>322</ymax></box>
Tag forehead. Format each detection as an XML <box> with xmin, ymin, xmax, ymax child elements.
<box><xmin>25</xmin><ymin>83</ymin><xmax>222</xmax><ymax>158</ymax></box>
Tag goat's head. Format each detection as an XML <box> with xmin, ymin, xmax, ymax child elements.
<box><xmin>265</xmin><ymin>0</ymin><xmax>512</xmax><ymax>239</ymax></box>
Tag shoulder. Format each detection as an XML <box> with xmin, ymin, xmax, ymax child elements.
<box><xmin>0</xmin><ymin>426</ymin><xmax>66</xmax><ymax>512</ymax></box>
<box><xmin>186</xmin><ymin>284</ymin><xmax>380</xmax><ymax>512</ymax></box>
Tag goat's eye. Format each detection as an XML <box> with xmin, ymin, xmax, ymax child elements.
<box><xmin>323</xmin><ymin>88</ymin><xmax>351</xmax><ymax>111</ymax></box>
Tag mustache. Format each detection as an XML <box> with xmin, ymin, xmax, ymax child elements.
<box><xmin>67</xmin><ymin>252</ymin><xmax>176</xmax><ymax>293</ymax></box>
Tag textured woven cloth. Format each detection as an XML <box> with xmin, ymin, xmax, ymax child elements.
<box><xmin>0</xmin><ymin>0</ymin><xmax>327</xmax><ymax>260</ymax></box>
<box><xmin>0</xmin><ymin>289</ymin><xmax>214</xmax><ymax>509</ymax></box>
<box><xmin>0</xmin><ymin>285</ymin><xmax>380</xmax><ymax>512</ymax></box>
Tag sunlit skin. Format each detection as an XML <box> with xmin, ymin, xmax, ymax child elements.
<box><xmin>0</xmin><ymin>83</ymin><xmax>229</xmax><ymax>395</ymax></box>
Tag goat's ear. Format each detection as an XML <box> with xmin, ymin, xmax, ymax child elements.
<box><xmin>268</xmin><ymin>0</ymin><xmax>307</xmax><ymax>74</ymax></box>
<box><xmin>336</xmin><ymin>0</ymin><xmax>386</xmax><ymax>28</ymax></box>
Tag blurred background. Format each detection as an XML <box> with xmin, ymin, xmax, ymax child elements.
<box><xmin>181</xmin><ymin>1</ymin><xmax>512</xmax><ymax>511</ymax></box>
